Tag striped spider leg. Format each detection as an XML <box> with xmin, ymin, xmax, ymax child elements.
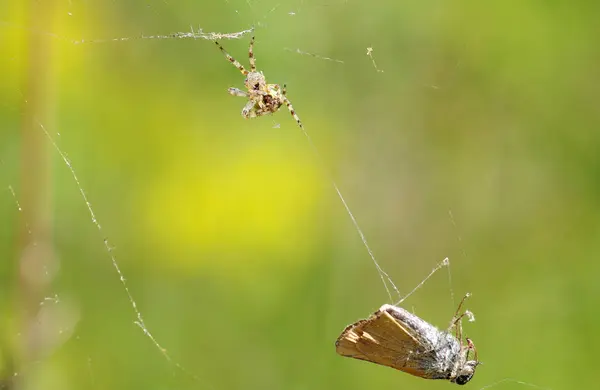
<box><xmin>214</xmin><ymin>35</ymin><xmax>304</xmax><ymax>130</ymax></box>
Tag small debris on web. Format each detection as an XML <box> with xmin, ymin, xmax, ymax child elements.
<box><xmin>366</xmin><ymin>46</ymin><xmax>384</xmax><ymax>73</ymax></box>
<box><xmin>465</xmin><ymin>310</ymin><xmax>475</xmax><ymax>322</ymax></box>
<box><xmin>40</xmin><ymin>294</ymin><xmax>61</xmax><ymax>306</ymax></box>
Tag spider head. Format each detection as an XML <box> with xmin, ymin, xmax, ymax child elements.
<box><xmin>245</xmin><ymin>71</ymin><xmax>266</xmax><ymax>91</ymax></box>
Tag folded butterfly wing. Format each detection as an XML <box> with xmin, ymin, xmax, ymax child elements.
<box><xmin>336</xmin><ymin>306</ymin><xmax>435</xmax><ymax>378</ymax></box>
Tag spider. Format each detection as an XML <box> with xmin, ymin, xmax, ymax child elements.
<box><xmin>214</xmin><ymin>35</ymin><xmax>304</xmax><ymax>130</ymax></box>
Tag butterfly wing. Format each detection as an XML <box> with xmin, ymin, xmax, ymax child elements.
<box><xmin>335</xmin><ymin>306</ymin><xmax>435</xmax><ymax>378</ymax></box>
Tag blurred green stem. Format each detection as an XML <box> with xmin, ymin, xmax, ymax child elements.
<box><xmin>11</xmin><ymin>1</ymin><xmax>57</xmax><ymax>389</ymax></box>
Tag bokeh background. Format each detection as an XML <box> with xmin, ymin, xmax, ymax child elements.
<box><xmin>1</xmin><ymin>1</ymin><xmax>599</xmax><ymax>389</ymax></box>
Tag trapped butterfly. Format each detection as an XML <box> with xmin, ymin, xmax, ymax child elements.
<box><xmin>335</xmin><ymin>294</ymin><xmax>480</xmax><ymax>385</ymax></box>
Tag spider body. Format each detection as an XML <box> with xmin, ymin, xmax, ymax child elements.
<box><xmin>215</xmin><ymin>35</ymin><xmax>303</xmax><ymax>129</ymax></box>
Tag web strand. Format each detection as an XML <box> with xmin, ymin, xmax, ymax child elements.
<box><xmin>284</xmin><ymin>47</ymin><xmax>345</xmax><ymax>64</ymax></box>
<box><xmin>1</xmin><ymin>20</ymin><xmax>252</xmax><ymax>46</ymax></box>
<box><xmin>7</xmin><ymin>185</ymin><xmax>31</xmax><ymax>236</ymax></box>
<box><xmin>478</xmin><ymin>378</ymin><xmax>552</xmax><ymax>390</ymax></box>
<box><xmin>448</xmin><ymin>208</ymin><xmax>470</xmax><ymax>308</ymax></box>
<box><xmin>293</xmin><ymin>122</ymin><xmax>401</xmax><ymax>302</ymax></box>
<box><xmin>72</xmin><ymin>28</ymin><xmax>252</xmax><ymax>45</ymax></box>
<box><xmin>38</xmin><ymin>122</ymin><xmax>212</xmax><ymax>388</ymax></box>
<box><xmin>8</xmin><ymin>185</ymin><xmax>23</xmax><ymax>212</ymax></box>
<box><xmin>395</xmin><ymin>257</ymin><xmax>450</xmax><ymax>306</ymax></box>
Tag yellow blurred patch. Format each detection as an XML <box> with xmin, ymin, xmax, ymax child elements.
<box><xmin>0</xmin><ymin>4</ymin><xmax>88</xmax><ymax>104</ymax></box>
<box><xmin>140</xmin><ymin>136</ymin><xmax>322</xmax><ymax>278</ymax></box>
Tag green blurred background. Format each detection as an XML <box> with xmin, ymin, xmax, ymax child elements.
<box><xmin>1</xmin><ymin>1</ymin><xmax>599</xmax><ymax>389</ymax></box>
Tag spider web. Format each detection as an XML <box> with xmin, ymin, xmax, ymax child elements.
<box><xmin>0</xmin><ymin>1</ymin><xmax>559</xmax><ymax>390</ymax></box>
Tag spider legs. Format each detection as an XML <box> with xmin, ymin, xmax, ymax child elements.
<box><xmin>282</xmin><ymin>96</ymin><xmax>304</xmax><ymax>130</ymax></box>
<box><xmin>228</xmin><ymin>87</ymin><xmax>247</xmax><ymax>97</ymax></box>
<box><xmin>249</xmin><ymin>35</ymin><xmax>256</xmax><ymax>72</ymax></box>
<box><xmin>241</xmin><ymin>100</ymin><xmax>258</xmax><ymax>119</ymax></box>
<box><xmin>466</xmin><ymin>338</ymin><xmax>478</xmax><ymax>362</ymax></box>
<box><xmin>230</xmin><ymin>88</ymin><xmax>270</xmax><ymax>118</ymax></box>
<box><xmin>279</xmin><ymin>84</ymin><xmax>304</xmax><ymax>129</ymax></box>
<box><xmin>448</xmin><ymin>293</ymin><xmax>471</xmax><ymax>343</ymax></box>
<box><xmin>215</xmin><ymin>40</ymin><xmax>249</xmax><ymax>76</ymax></box>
